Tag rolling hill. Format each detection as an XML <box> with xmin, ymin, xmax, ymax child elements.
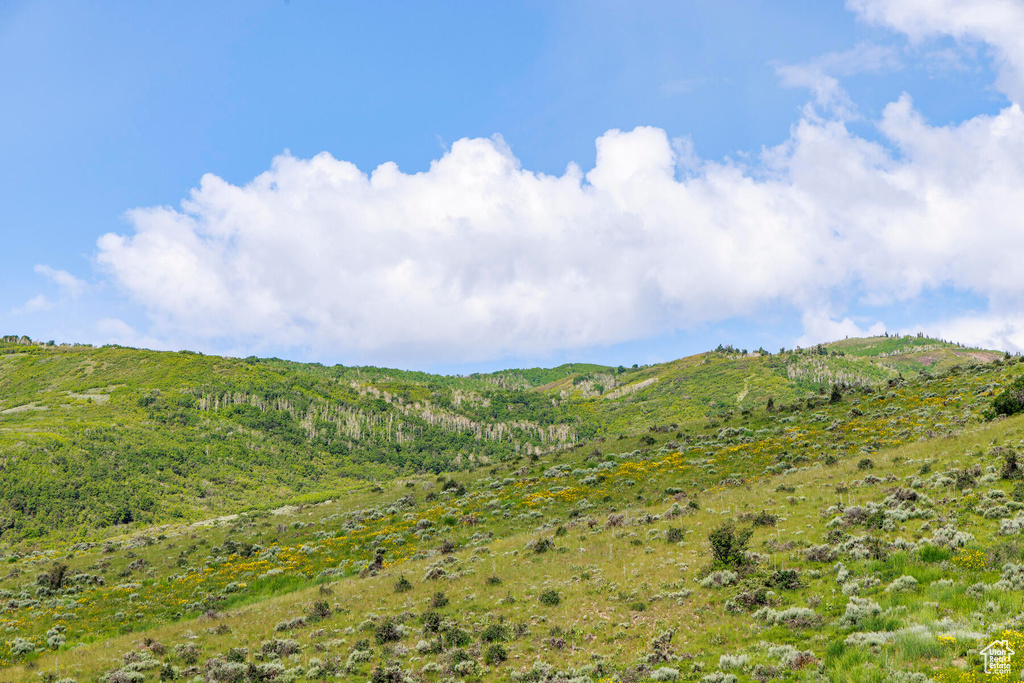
<box><xmin>0</xmin><ymin>333</ymin><xmax>1019</xmax><ymax>682</ymax></box>
<box><xmin>0</xmin><ymin>335</ymin><xmax>1001</xmax><ymax>544</ymax></box>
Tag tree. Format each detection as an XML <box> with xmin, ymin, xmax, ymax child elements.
<box><xmin>708</xmin><ymin>523</ymin><xmax>753</xmax><ymax>566</ymax></box>
<box><xmin>993</xmin><ymin>375</ymin><xmax>1024</xmax><ymax>417</ymax></box>
<box><xmin>37</xmin><ymin>562</ymin><xmax>69</xmax><ymax>591</ymax></box>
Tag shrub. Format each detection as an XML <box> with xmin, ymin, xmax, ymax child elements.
<box><xmin>954</xmin><ymin>469</ymin><xmax>977</xmax><ymax>490</ymax></box>
<box><xmin>1002</xmin><ymin>451</ymin><xmax>1022</xmax><ymax>480</ymax></box>
<box><xmin>1013</xmin><ymin>482</ymin><xmax>1024</xmax><ymax>502</ymax></box>
<box><xmin>700</xmin><ymin>570</ymin><xmax>738</xmax><ymax>588</ymax></box>
<box><xmin>700</xmin><ymin>672</ymin><xmax>736</xmax><ymax>683</ymax></box>
<box><xmin>751</xmin><ymin>511</ymin><xmax>777</xmax><ymax>527</ymax></box>
<box><xmin>393</xmin><ymin>576</ymin><xmax>412</xmax><ymax>593</ymax></box>
<box><xmin>539</xmin><ymin>589</ymin><xmax>561</xmax><ymax>606</ymax></box>
<box><xmin>203</xmin><ymin>659</ymin><xmax>245</xmax><ymax>683</ymax></box>
<box><xmin>768</xmin><ymin>644</ymin><xmax>817</xmax><ymax>669</ymax></box>
<box><xmin>533</xmin><ymin>538</ymin><xmax>556</xmax><ymax>554</ymax></box>
<box><xmin>480</xmin><ymin>623</ymin><xmax>507</xmax><ymax>643</ymax></box>
<box><xmin>804</xmin><ymin>544</ymin><xmax>836</xmax><ymax>563</ymax></box>
<box><xmin>733</xmin><ymin>588</ymin><xmax>770</xmax><ymax>609</ymax></box>
<box><xmin>368</xmin><ymin>664</ymin><xmax>406</xmax><ymax>683</ymax></box>
<box><xmin>838</xmin><ymin>597</ymin><xmax>883</xmax><ymax>629</ymax></box>
<box><xmin>764</xmin><ymin>568</ymin><xmax>801</xmax><ymax>590</ymax></box>
<box><xmin>260</xmin><ymin>639</ymin><xmax>301</xmax><ymax>658</ymax></box>
<box><xmin>486</xmin><ymin>575</ymin><xmax>502</xmax><ymax>586</ymax></box>
<box><xmin>483</xmin><ymin>643</ymin><xmax>507</xmax><ymax>665</ymax></box>
<box><xmin>753</xmin><ymin>606</ymin><xmax>820</xmax><ymax>629</ymax></box>
<box><xmin>36</xmin><ymin>563</ymin><xmax>69</xmax><ymax>592</ymax></box>
<box><xmin>993</xmin><ymin>375</ymin><xmax>1024</xmax><ymax>416</ymax></box>
<box><xmin>246</xmin><ymin>662</ymin><xmax>284</xmax><ymax>683</ymax></box>
<box><xmin>374</xmin><ymin>617</ymin><xmax>402</xmax><ymax>644</ymax></box>
<box><xmin>857</xmin><ymin>458</ymin><xmax>874</xmax><ymax>470</ymax></box>
<box><xmin>718</xmin><ymin>654</ymin><xmax>748</xmax><ymax>670</ymax></box>
<box><xmin>10</xmin><ymin>637</ymin><xmax>36</xmax><ymax>656</ymax></box>
<box><xmin>430</xmin><ymin>591</ymin><xmax>449</xmax><ymax>608</ymax></box>
<box><xmin>309</xmin><ymin>599</ymin><xmax>331</xmax><ymax>621</ymax></box>
<box><xmin>422</xmin><ymin>610</ymin><xmax>441</xmax><ymax>633</ymax></box>
<box><xmin>174</xmin><ymin>643</ymin><xmax>200</xmax><ymax>665</ymax></box>
<box><xmin>442</xmin><ymin>625</ymin><xmax>471</xmax><ymax>648</ymax></box>
<box><xmin>416</xmin><ymin>638</ymin><xmax>442</xmax><ymax>655</ymax></box>
<box><xmin>885</xmin><ymin>575</ymin><xmax>919</xmax><ymax>593</ymax></box>
<box><xmin>273</xmin><ymin>617</ymin><xmax>306</xmax><ymax>632</ymax></box>
<box><xmin>708</xmin><ymin>523</ymin><xmax>753</xmax><ymax>566</ymax></box>
<box><xmin>650</xmin><ymin>667</ymin><xmax>680</xmax><ymax>681</ymax></box>
<box><xmin>666</xmin><ymin>527</ymin><xmax>685</xmax><ymax>543</ymax></box>
<box><xmin>106</xmin><ymin>672</ymin><xmax>146</xmax><ymax>683</ymax></box>
<box><xmin>606</xmin><ymin>513</ymin><xmax>626</xmax><ymax>528</ymax></box>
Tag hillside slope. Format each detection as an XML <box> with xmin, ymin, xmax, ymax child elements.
<box><xmin>0</xmin><ymin>336</ymin><xmax>1022</xmax><ymax>681</ymax></box>
<box><xmin>0</xmin><ymin>350</ymin><xmax>1015</xmax><ymax>679</ymax></box>
<box><xmin>0</xmin><ymin>335</ymin><xmax>1000</xmax><ymax>545</ymax></box>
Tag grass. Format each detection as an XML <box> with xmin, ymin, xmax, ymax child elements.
<box><xmin>0</xmin><ymin>336</ymin><xmax>1022</xmax><ymax>681</ymax></box>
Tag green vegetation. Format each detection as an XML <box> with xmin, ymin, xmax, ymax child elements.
<box><xmin>0</xmin><ymin>332</ymin><xmax>1021</xmax><ymax>682</ymax></box>
<box><xmin>993</xmin><ymin>374</ymin><xmax>1024</xmax><ymax>417</ymax></box>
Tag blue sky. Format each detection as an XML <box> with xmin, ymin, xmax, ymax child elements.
<box><xmin>3</xmin><ymin>0</ymin><xmax>1023</xmax><ymax>372</ymax></box>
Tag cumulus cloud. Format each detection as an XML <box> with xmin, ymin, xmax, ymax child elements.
<box><xmin>797</xmin><ymin>310</ymin><xmax>887</xmax><ymax>349</ymax></box>
<box><xmin>94</xmin><ymin>2</ymin><xmax>1024</xmax><ymax>363</ymax></box>
<box><xmin>98</xmin><ymin>128</ymin><xmax>834</xmax><ymax>361</ymax></box>
<box><xmin>915</xmin><ymin>312</ymin><xmax>1024</xmax><ymax>354</ymax></box>
<box><xmin>848</xmin><ymin>0</ymin><xmax>1024</xmax><ymax>101</ymax></box>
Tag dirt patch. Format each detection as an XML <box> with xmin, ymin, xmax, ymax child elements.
<box><xmin>67</xmin><ymin>392</ymin><xmax>111</xmax><ymax>403</ymax></box>
<box><xmin>958</xmin><ymin>351</ymin><xmax>1004</xmax><ymax>362</ymax></box>
<box><xmin>603</xmin><ymin>377</ymin><xmax>658</xmax><ymax>400</ymax></box>
<box><xmin>190</xmin><ymin>514</ymin><xmax>239</xmax><ymax>528</ymax></box>
<box><xmin>0</xmin><ymin>403</ymin><xmax>48</xmax><ymax>415</ymax></box>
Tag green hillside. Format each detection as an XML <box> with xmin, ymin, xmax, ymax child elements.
<box><xmin>2</xmin><ymin>333</ymin><xmax>1021</xmax><ymax>682</ymax></box>
<box><xmin>0</xmin><ymin>335</ymin><xmax>1000</xmax><ymax>545</ymax></box>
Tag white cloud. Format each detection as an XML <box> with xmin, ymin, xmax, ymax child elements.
<box><xmin>95</xmin><ymin>317</ymin><xmax>137</xmax><ymax>340</ymax></box>
<box><xmin>797</xmin><ymin>310</ymin><xmax>887</xmax><ymax>349</ymax></box>
<box><xmin>776</xmin><ymin>43</ymin><xmax>901</xmax><ymax>118</ymax></box>
<box><xmin>94</xmin><ymin>317</ymin><xmax>174</xmax><ymax>351</ymax></box>
<box><xmin>913</xmin><ymin>312</ymin><xmax>1024</xmax><ymax>354</ymax></box>
<box><xmin>12</xmin><ymin>294</ymin><xmax>52</xmax><ymax>315</ymax></box>
<box><xmin>94</xmin><ymin>3</ymin><xmax>1024</xmax><ymax>363</ymax></box>
<box><xmin>96</xmin><ymin>128</ymin><xmax>839</xmax><ymax>362</ymax></box>
<box><xmin>96</xmin><ymin>95</ymin><xmax>1024</xmax><ymax>362</ymax></box>
<box><xmin>848</xmin><ymin>0</ymin><xmax>1024</xmax><ymax>101</ymax></box>
<box><xmin>34</xmin><ymin>264</ymin><xmax>87</xmax><ymax>298</ymax></box>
